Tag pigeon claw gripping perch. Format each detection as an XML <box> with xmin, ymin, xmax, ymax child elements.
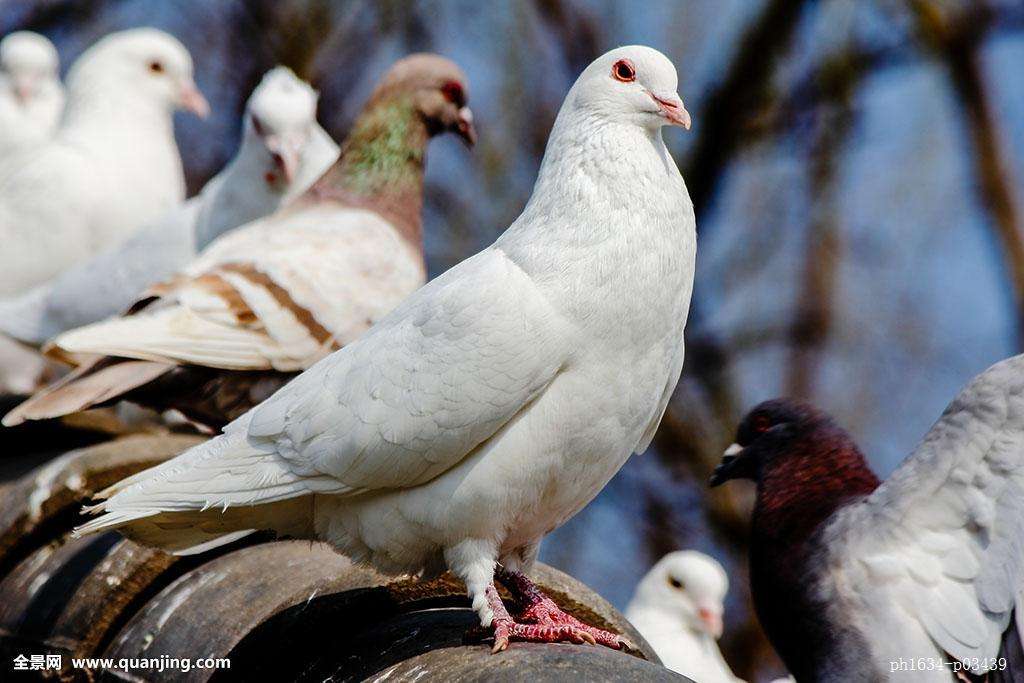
<box><xmin>486</xmin><ymin>568</ymin><xmax>633</xmax><ymax>653</ymax></box>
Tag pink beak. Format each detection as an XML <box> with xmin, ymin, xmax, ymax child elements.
<box><xmin>179</xmin><ymin>82</ymin><xmax>210</xmax><ymax>118</ymax></box>
<box><xmin>698</xmin><ymin>606</ymin><xmax>723</xmax><ymax>639</ymax></box>
<box><xmin>650</xmin><ymin>91</ymin><xmax>691</xmax><ymax>130</ymax></box>
<box><xmin>13</xmin><ymin>77</ymin><xmax>33</xmax><ymax>105</ymax></box>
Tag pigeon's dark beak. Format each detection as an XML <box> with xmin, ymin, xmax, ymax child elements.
<box><xmin>709</xmin><ymin>443</ymin><xmax>752</xmax><ymax>487</ymax></box>
<box><xmin>265</xmin><ymin>135</ymin><xmax>300</xmax><ymax>184</ymax></box>
<box><xmin>455</xmin><ymin>106</ymin><xmax>476</xmax><ymax>147</ymax></box>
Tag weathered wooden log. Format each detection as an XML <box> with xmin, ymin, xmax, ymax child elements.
<box><xmin>0</xmin><ymin>432</ymin><xmax>206</xmax><ymax>579</ymax></box>
<box><xmin>0</xmin><ymin>436</ymin><xmax>688</xmax><ymax>682</ymax></box>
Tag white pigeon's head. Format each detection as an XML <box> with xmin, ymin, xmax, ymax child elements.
<box><xmin>0</xmin><ymin>31</ymin><xmax>61</xmax><ymax>106</ymax></box>
<box><xmin>568</xmin><ymin>45</ymin><xmax>690</xmax><ymax>132</ymax></box>
<box><xmin>631</xmin><ymin>551</ymin><xmax>728</xmax><ymax>638</ymax></box>
<box><xmin>66</xmin><ymin>28</ymin><xmax>208</xmax><ymax>118</ymax></box>
<box><xmin>244</xmin><ymin>66</ymin><xmax>320</xmax><ymax>186</ymax></box>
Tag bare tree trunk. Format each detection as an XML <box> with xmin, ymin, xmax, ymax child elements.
<box><xmin>786</xmin><ymin>61</ymin><xmax>857</xmax><ymax>398</ymax></box>
<box><xmin>911</xmin><ymin>0</ymin><xmax>1024</xmax><ymax>346</ymax></box>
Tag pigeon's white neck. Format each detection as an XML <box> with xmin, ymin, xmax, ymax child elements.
<box><xmin>517</xmin><ymin>105</ymin><xmax>687</xmax><ymax>237</ymax></box>
<box><xmin>627</xmin><ymin>599</ymin><xmax>707</xmax><ymax>639</ymax></box>
<box><xmin>59</xmin><ymin>80</ymin><xmax>175</xmax><ymax>148</ymax></box>
<box><xmin>627</xmin><ymin>606</ymin><xmax>738</xmax><ymax>681</ymax></box>
<box><xmin>55</xmin><ymin>77</ymin><xmax>185</xmax><ymax>206</ymax></box>
<box><xmin>190</xmin><ymin>130</ymin><xmax>292</xmax><ymax>251</ymax></box>
<box><xmin>498</xmin><ymin>105</ymin><xmax>693</xmax><ymax>276</ymax></box>
<box><xmin>192</xmin><ymin>123</ymin><xmax>339</xmax><ymax>252</ymax></box>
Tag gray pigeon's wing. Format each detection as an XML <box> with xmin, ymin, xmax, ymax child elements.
<box><xmin>242</xmin><ymin>247</ymin><xmax>572</xmax><ymax>492</ymax></box>
<box><xmin>838</xmin><ymin>354</ymin><xmax>1024</xmax><ymax>672</ymax></box>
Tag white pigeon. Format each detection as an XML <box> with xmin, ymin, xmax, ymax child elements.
<box><xmin>4</xmin><ymin>53</ymin><xmax>474</xmax><ymax>427</ymax></box>
<box><xmin>0</xmin><ymin>31</ymin><xmax>64</xmax><ymax>155</ymax></box>
<box><xmin>73</xmin><ymin>45</ymin><xmax>695</xmax><ymax>651</ymax></box>
<box><xmin>192</xmin><ymin>66</ymin><xmax>339</xmax><ymax>251</ymax></box>
<box><xmin>710</xmin><ymin>355</ymin><xmax>1024</xmax><ymax>682</ymax></box>
<box><xmin>626</xmin><ymin>551</ymin><xmax>744</xmax><ymax>682</ymax></box>
<box><xmin>0</xmin><ymin>66</ymin><xmax>338</xmax><ymax>348</ymax></box>
<box><xmin>0</xmin><ymin>28</ymin><xmax>208</xmax><ymax>297</ymax></box>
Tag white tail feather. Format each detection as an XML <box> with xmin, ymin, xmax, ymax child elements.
<box><xmin>74</xmin><ymin>430</ymin><xmax>347</xmax><ymax>551</ymax></box>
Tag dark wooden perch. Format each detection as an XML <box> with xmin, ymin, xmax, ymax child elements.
<box><xmin>0</xmin><ymin>435</ymin><xmax>687</xmax><ymax>682</ymax></box>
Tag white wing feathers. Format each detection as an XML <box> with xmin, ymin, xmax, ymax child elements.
<box><xmin>839</xmin><ymin>354</ymin><xmax>1024</xmax><ymax>671</ymax></box>
<box><xmin>634</xmin><ymin>329</ymin><xmax>685</xmax><ymax>455</ymax></box>
<box><xmin>246</xmin><ymin>247</ymin><xmax>569</xmax><ymax>491</ymax></box>
<box><xmin>78</xmin><ymin>247</ymin><xmax>569</xmax><ymax>536</ymax></box>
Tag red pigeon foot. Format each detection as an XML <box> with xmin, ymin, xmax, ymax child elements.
<box><xmin>486</xmin><ymin>585</ymin><xmax>597</xmax><ymax>653</ymax></box>
<box><xmin>487</xmin><ymin>567</ymin><xmax>632</xmax><ymax>652</ymax></box>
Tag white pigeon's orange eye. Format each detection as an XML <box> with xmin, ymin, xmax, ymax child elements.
<box><xmin>149</xmin><ymin>61</ymin><xmax>164</xmax><ymax>75</ymax></box>
<box><xmin>612</xmin><ymin>59</ymin><xmax>636</xmax><ymax>83</ymax></box>
<box><xmin>668</xmin><ymin>576</ymin><xmax>684</xmax><ymax>590</ymax></box>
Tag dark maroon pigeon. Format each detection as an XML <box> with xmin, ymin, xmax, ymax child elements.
<box><xmin>712</xmin><ymin>354</ymin><xmax>1024</xmax><ymax>682</ymax></box>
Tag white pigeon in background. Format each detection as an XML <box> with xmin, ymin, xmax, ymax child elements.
<box><xmin>191</xmin><ymin>65</ymin><xmax>339</xmax><ymax>251</ymax></box>
<box><xmin>0</xmin><ymin>31</ymin><xmax>64</xmax><ymax>155</ymax></box>
<box><xmin>73</xmin><ymin>45</ymin><xmax>695</xmax><ymax>652</ymax></box>
<box><xmin>0</xmin><ymin>28</ymin><xmax>207</xmax><ymax>297</ymax></box>
<box><xmin>0</xmin><ymin>66</ymin><xmax>338</xmax><ymax>348</ymax></box>
<box><xmin>626</xmin><ymin>551</ymin><xmax>744</xmax><ymax>682</ymax></box>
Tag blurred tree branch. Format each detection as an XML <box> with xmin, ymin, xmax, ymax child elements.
<box><xmin>678</xmin><ymin>0</ymin><xmax>812</xmax><ymax>456</ymax></box>
<box><xmin>911</xmin><ymin>0</ymin><xmax>1024</xmax><ymax>346</ymax></box>
<box><xmin>534</xmin><ymin>0</ymin><xmax>601</xmax><ymax>75</ymax></box>
<box><xmin>683</xmin><ymin>0</ymin><xmax>808</xmax><ymax>219</ymax></box>
<box><xmin>787</xmin><ymin>55</ymin><xmax>857</xmax><ymax>398</ymax></box>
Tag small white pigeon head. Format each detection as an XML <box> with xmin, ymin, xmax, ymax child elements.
<box><xmin>244</xmin><ymin>66</ymin><xmax>319</xmax><ymax>187</ymax></box>
<box><xmin>66</xmin><ymin>28</ymin><xmax>208</xmax><ymax>118</ymax></box>
<box><xmin>570</xmin><ymin>45</ymin><xmax>690</xmax><ymax>131</ymax></box>
<box><xmin>0</xmin><ymin>31</ymin><xmax>60</xmax><ymax>106</ymax></box>
<box><xmin>631</xmin><ymin>551</ymin><xmax>728</xmax><ymax>638</ymax></box>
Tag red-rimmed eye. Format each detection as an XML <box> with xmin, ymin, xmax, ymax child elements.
<box><xmin>612</xmin><ymin>59</ymin><xmax>636</xmax><ymax>82</ymax></box>
<box><xmin>753</xmin><ymin>415</ymin><xmax>771</xmax><ymax>433</ymax></box>
<box><xmin>441</xmin><ymin>80</ymin><xmax>465</xmax><ymax>107</ymax></box>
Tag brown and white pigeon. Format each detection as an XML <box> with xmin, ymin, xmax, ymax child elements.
<box><xmin>4</xmin><ymin>53</ymin><xmax>475</xmax><ymax>429</ymax></box>
<box><xmin>711</xmin><ymin>354</ymin><xmax>1024</xmax><ymax>682</ymax></box>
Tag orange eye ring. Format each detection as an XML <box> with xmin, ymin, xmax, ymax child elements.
<box><xmin>612</xmin><ymin>59</ymin><xmax>636</xmax><ymax>82</ymax></box>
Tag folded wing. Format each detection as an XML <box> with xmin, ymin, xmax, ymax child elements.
<box><xmin>78</xmin><ymin>247</ymin><xmax>570</xmax><ymax>541</ymax></box>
